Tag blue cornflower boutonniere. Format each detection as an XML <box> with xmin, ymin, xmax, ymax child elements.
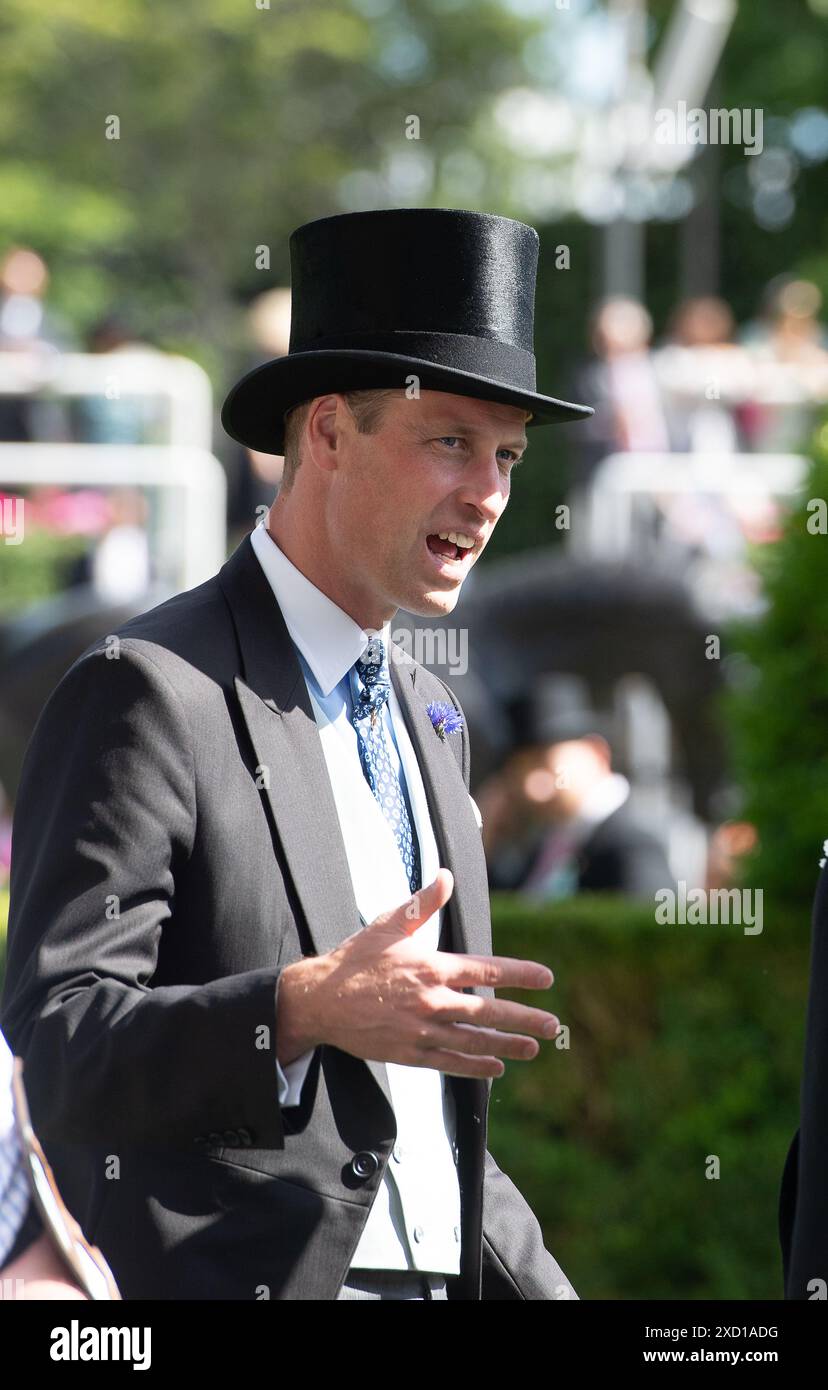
<box><xmin>426</xmin><ymin>700</ymin><xmax>464</xmax><ymax>741</ymax></box>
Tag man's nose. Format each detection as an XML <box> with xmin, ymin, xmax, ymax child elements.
<box><xmin>456</xmin><ymin>454</ymin><xmax>508</xmax><ymax>520</ymax></box>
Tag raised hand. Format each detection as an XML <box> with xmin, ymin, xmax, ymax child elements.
<box><xmin>276</xmin><ymin>868</ymin><xmax>560</xmax><ymax>1080</ymax></box>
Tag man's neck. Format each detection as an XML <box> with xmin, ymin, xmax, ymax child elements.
<box><xmin>265</xmin><ymin>513</ymin><xmax>395</xmax><ymax>633</ymax></box>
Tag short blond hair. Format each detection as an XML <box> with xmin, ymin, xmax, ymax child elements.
<box><xmin>280</xmin><ymin>389</ymin><xmax>398</xmax><ymax>493</ymax></box>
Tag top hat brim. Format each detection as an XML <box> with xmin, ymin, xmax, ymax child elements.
<box><xmin>221</xmin><ymin>349</ymin><xmax>594</xmax><ymax>455</ymax></box>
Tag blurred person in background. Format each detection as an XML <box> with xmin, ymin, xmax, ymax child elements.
<box><xmin>0</xmin><ymin>246</ymin><xmax>71</xmax><ymax>356</ymax></box>
<box><xmin>226</xmin><ymin>286</ymin><xmax>292</xmax><ymax>544</ymax></box>
<box><xmin>87</xmin><ymin>486</ymin><xmax>152</xmax><ymax>602</ymax></box>
<box><xmin>704</xmin><ymin>820</ymin><xmax>758</xmax><ymax>893</ymax></box>
<box><xmin>0</xmin><ymin>1028</ymin><xmax>86</xmax><ymax>1300</ymax></box>
<box><xmin>480</xmin><ymin>676</ymin><xmax>675</xmax><ymax>902</ymax></box>
<box><xmin>0</xmin><ymin>245</ymin><xmax>74</xmax><ymax>442</ymax></box>
<box><xmin>71</xmin><ymin>311</ymin><xmax>167</xmax><ymax>446</ymax></box>
<box><xmin>654</xmin><ymin>295</ymin><xmax>750</xmax><ymax>454</ymax></box>
<box><xmin>740</xmin><ymin>276</ymin><xmax>828</xmax><ymax>452</ymax></box>
<box><xmin>61</xmin><ymin>312</ymin><xmax>163</xmax><ymax>597</ymax></box>
<box><xmin>568</xmin><ymin>297</ymin><xmax>672</xmax><ymax>486</ymax></box>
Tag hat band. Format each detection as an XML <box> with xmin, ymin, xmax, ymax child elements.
<box><xmin>289</xmin><ymin>329</ymin><xmax>537</xmax><ymax>391</ymax></box>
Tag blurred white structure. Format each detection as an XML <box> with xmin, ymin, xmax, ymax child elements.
<box><xmin>570</xmin><ymin>449</ymin><xmax>808</xmax><ymax>618</ymax></box>
<box><xmin>0</xmin><ymin>350</ymin><xmax>225</xmax><ymax>592</ymax></box>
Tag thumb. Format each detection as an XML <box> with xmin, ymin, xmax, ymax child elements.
<box><xmin>397</xmin><ymin>868</ymin><xmax>454</xmax><ymax>936</ymax></box>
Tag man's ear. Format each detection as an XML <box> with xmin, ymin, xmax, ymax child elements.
<box><xmin>305</xmin><ymin>394</ymin><xmax>345</xmax><ymax>468</ymax></box>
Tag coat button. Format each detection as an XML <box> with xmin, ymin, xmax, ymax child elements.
<box><xmin>413</xmin><ymin>1225</ymin><xmax>424</xmax><ymax>1243</ymax></box>
<box><xmin>350</xmin><ymin>1150</ymin><xmax>380</xmax><ymax>1179</ymax></box>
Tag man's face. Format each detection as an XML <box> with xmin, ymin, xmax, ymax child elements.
<box><xmin>324</xmin><ymin>389</ymin><xmax>529</xmax><ymax>622</ymax></box>
<box><xmin>543</xmin><ymin>739</ymin><xmax>609</xmax><ymax>820</ymax></box>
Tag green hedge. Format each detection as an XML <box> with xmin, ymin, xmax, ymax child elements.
<box><xmin>486</xmin><ymin>892</ymin><xmax>807</xmax><ymax>1299</ymax></box>
<box><xmin>0</xmin><ymin>890</ymin><xmax>808</xmax><ymax>1299</ymax></box>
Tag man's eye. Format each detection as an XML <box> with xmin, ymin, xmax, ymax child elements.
<box><xmin>437</xmin><ymin>437</ymin><xmax>519</xmax><ymax>470</ymax></box>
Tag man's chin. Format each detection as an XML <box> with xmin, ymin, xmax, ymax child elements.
<box><xmin>403</xmin><ymin>585</ymin><xmax>463</xmax><ymax>618</ymax></box>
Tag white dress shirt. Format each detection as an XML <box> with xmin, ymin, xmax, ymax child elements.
<box><xmin>250</xmin><ymin>520</ymin><xmax>462</xmax><ymax>1273</ymax></box>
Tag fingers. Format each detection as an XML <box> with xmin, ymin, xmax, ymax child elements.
<box><xmin>427</xmin><ymin>988</ymin><xmax>560</xmax><ymax>1039</ymax></box>
<box><xmin>413</xmin><ymin>1048</ymin><xmax>506</xmax><ymax>1081</ymax></box>
<box><xmin>397</xmin><ymin>867</ymin><xmax>454</xmax><ymax>936</ymax></box>
<box><xmin>419</xmin><ymin>1021</ymin><xmax>550</xmax><ymax>1060</ymax></box>
<box><xmin>440</xmin><ymin>952</ymin><xmax>554</xmax><ymax>991</ymax></box>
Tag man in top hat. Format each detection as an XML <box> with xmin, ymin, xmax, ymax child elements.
<box><xmin>1</xmin><ymin>207</ymin><xmax>593</xmax><ymax>1300</ymax></box>
<box><xmin>486</xmin><ymin>676</ymin><xmax>676</xmax><ymax>901</ymax></box>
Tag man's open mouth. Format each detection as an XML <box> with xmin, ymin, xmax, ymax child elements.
<box><xmin>425</xmin><ymin>533</ymin><xmax>475</xmax><ymax>564</ymax></box>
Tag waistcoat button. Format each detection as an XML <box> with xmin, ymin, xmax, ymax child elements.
<box><xmin>350</xmin><ymin>1150</ymin><xmax>380</xmax><ymax>1179</ymax></box>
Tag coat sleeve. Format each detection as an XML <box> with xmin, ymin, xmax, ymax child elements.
<box><xmin>481</xmin><ymin>1149</ymin><xmax>579</xmax><ymax>1299</ymax></box>
<box><xmin>0</xmin><ymin>641</ymin><xmax>288</xmax><ymax>1151</ymax></box>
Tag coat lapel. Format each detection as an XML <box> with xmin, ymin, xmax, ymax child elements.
<box><xmin>388</xmin><ymin>644</ymin><xmax>491</xmax><ymax>960</ymax></box>
<box><xmin>219</xmin><ymin>535</ymin><xmax>397</xmax><ymax>1113</ymax></box>
<box><xmin>217</xmin><ymin>533</ymin><xmax>491</xmax><ymax>1114</ymax></box>
<box><xmin>218</xmin><ymin>535</ymin><xmax>364</xmax><ymax>961</ymax></box>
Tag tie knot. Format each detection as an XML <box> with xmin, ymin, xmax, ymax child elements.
<box><xmin>354</xmin><ymin>637</ymin><xmax>389</xmax><ymax>718</ymax></box>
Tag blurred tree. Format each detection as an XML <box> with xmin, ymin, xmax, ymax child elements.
<box><xmin>0</xmin><ymin>0</ymin><xmax>549</xmax><ymax>380</ymax></box>
<box><xmin>726</xmin><ymin>415</ymin><xmax>828</xmax><ymax>921</ymax></box>
<box><xmin>2</xmin><ymin>0</ymin><xmax>828</xmax><ymax>557</ymax></box>
<box><xmin>647</xmin><ymin>0</ymin><xmax>828</xmax><ymax>331</ymax></box>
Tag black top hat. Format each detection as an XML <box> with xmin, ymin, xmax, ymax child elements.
<box><xmin>221</xmin><ymin>207</ymin><xmax>594</xmax><ymax>455</ymax></box>
<box><xmin>508</xmin><ymin>674</ymin><xmax>614</xmax><ymax>749</ymax></box>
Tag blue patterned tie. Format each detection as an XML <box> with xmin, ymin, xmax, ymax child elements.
<box><xmin>351</xmin><ymin>636</ymin><xmax>422</xmax><ymax>894</ymax></box>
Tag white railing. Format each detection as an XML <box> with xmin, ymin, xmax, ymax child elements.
<box><xmin>0</xmin><ymin>444</ymin><xmax>225</xmax><ymax>590</ymax></box>
<box><xmin>0</xmin><ymin>349</ymin><xmax>226</xmax><ymax>589</ymax></box>
<box><xmin>570</xmin><ymin>451</ymin><xmax>808</xmax><ymax>560</ymax></box>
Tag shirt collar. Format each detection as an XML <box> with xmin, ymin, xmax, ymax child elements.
<box><xmin>249</xmin><ymin>519</ymin><xmax>393</xmax><ymax>697</ymax></box>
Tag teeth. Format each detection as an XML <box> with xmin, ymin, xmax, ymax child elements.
<box><xmin>436</xmin><ymin>531</ymin><xmax>476</xmax><ymax>549</ymax></box>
